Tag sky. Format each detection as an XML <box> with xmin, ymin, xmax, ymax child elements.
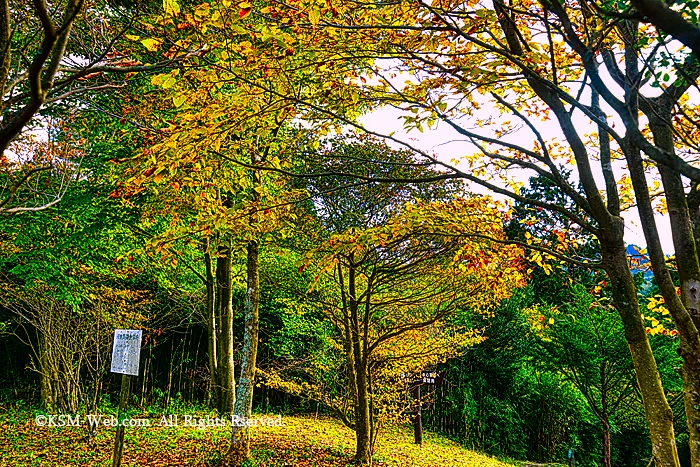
<box><xmin>357</xmin><ymin>101</ymin><xmax>676</xmax><ymax>253</ymax></box>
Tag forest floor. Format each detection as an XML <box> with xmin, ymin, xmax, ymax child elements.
<box><xmin>0</xmin><ymin>407</ymin><xmax>524</xmax><ymax>467</ymax></box>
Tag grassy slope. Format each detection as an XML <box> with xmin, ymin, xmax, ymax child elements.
<box><xmin>0</xmin><ymin>409</ymin><xmax>518</xmax><ymax>467</ymax></box>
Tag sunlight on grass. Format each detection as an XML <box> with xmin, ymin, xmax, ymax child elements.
<box><xmin>0</xmin><ymin>409</ymin><xmax>519</xmax><ymax>466</ymax></box>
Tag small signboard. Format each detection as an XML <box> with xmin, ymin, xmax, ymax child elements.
<box><xmin>401</xmin><ymin>370</ymin><xmax>445</xmax><ymax>386</ymax></box>
<box><xmin>421</xmin><ymin>371</ymin><xmax>444</xmax><ymax>386</ymax></box>
<box><xmin>110</xmin><ymin>329</ymin><xmax>142</xmax><ymax>376</ymax></box>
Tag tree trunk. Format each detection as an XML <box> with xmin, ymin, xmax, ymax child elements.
<box><xmin>204</xmin><ymin>239</ymin><xmax>219</xmax><ymax>408</ymax></box>
<box><xmin>602</xmin><ymin>418</ymin><xmax>611</xmax><ymax>467</ymax></box>
<box><xmin>38</xmin><ymin>331</ymin><xmax>54</xmax><ymax>410</ymax></box>
<box><xmin>600</xmin><ymin>231</ymin><xmax>680</xmax><ymax>467</ymax></box>
<box><xmin>688</xmin><ymin>184</ymin><xmax>700</xmax><ymax>253</ymax></box>
<box><xmin>413</xmin><ymin>384</ymin><xmax>423</xmax><ymax>445</ymax></box>
<box><xmin>225</xmin><ymin>239</ymin><xmax>260</xmax><ymax>465</ymax></box>
<box><xmin>354</xmin><ymin>359</ymin><xmax>372</xmax><ymax>465</ymax></box>
<box><xmin>647</xmin><ymin>112</ymin><xmax>700</xmax><ymax>466</ymax></box>
<box><xmin>216</xmin><ymin>238</ymin><xmax>235</xmax><ymax>415</ymax></box>
<box><xmin>681</xmin><ymin>358</ymin><xmax>700</xmax><ymax>465</ymax></box>
<box><xmin>658</xmin><ymin>166</ymin><xmax>700</xmax><ymax>467</ymax></box>
<box><xmin>347</xmin><ymin>257</ymin><xmax>372</xmax><ymax>465</ymax></box>
<box><xmin>610</xmin><ymin>28</ymin><xmax>683</xmax><ymax>464</ymax></box>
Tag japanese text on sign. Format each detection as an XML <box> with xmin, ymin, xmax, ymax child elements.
<box><xmin>110</xmin><ymin>329</ymin><xmax>142</xmax><ymax>376</ymax></box>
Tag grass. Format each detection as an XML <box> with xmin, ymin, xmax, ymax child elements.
<box><xmin>0</xmin><ymin>407</ymin><xmax>519</xmax><ymax>467</ymax></box>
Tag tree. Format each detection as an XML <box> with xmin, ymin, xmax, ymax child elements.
<box><xmin>222</xmin><ymin>2</ymin><xmax>700</xmax><ymax>464</ymax></box>
<box><xmin>622</xmin><ymin>0</ymin><xmax>700</xmax><ymax>59</ymax></box>
<box><xmin>117</xmin><ymin>52</ymin><xmax>318</xmax><ymax>464</ymax></box>
<box><xmin>263</xmin><ymin>186</ymin><xmax>523</xmax><ymax>464</ymax></box>
<box><xmin>534</xmin><ymin>285</ymin><xmax>639</xmax><ymax>467</ymax></box>
<box><xmin>0</xmin><ymin>127</ymin><xmax>182</xmax><ymax>415</ymax></box>
<box><xmin>0</xmin><ymin>0</ymin><xmax>202</xmax><ymax>211</ymax></box>
<box><xmin>116</xmin><ymin>4</ymin><xmax>381</xmax><ymax>460</ymax></box>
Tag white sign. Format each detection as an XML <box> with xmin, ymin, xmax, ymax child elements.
<box><xmin>110</xmin><ymin>329</ymin><xmax>142</xmax><ymax>376</ymax></box>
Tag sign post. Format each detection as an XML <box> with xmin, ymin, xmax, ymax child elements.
<box><xmin>413</xmin><ymin>384</ymin><xmax>423</xmax><ymax>445</ymax></box>
<box><xmin>404</xmin><ymin>370</ymin><xmax>444</xmax><ymax>446</ymax></box>
<box><xmin>110</xmin><ymin>329</ymin><xmax>142</xmax><ymax>467</ymax></box>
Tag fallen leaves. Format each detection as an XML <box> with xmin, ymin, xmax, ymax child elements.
<box><xmin>0</xmin><ymin>410</ymin><xmax>518</xmax><ymax>466</ymax></box>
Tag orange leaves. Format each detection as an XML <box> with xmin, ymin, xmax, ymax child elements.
<box><xmin>239</xmin><ymin>2</ymin><xmax>252</xmax><ymax>19</ymax></box>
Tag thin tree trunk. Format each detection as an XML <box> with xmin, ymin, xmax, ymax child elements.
<box><xmin>688</xmin><ymin>184</ymin><xmax>700</xmax><ymax>252</ymax></box>
<box><xmin>204</xmin><ymin>238</ymin><xmax>219</xmax><ymax>408</ymax></box>
<box><xmin>216</xmin><ymin>237</ymin><xmax>235</xmax><ymax>415</ymax></box>
<box><xmin>354</xmin><ymin>359</ymin><xmax>372</xmax><ymax>465</ymax></box>
<box><xmin>192</xmin><ymin>327</ymin><xmax>202</xmax><ymax>403</ymax></box>
<box><xmin>141</xmin><ymin>349</ymin><xmax>149</xmax><ymax>405</ymax></box>
<box><xmin>38</xmin><ymin>331</ymin><xmax>54</xmax><ymax>410</ymax></box>
<box><xmin>226</xmin><ymin>239</ymin><xmax>260</xmax><ymax>465</ymax></box>
<box><xmin>226</xmin><ymin>151</ymin><xmax>263</xmax><ymax>465</ymax></box>
<box><xmin>165</xmin><ymin>344</ymin><xmax>174</xmax><ymax>408</ymax></box>
<box><xmin>347</xmin><ymin>257</ymin><xmax>371</xmax><ymax>465</ymax></box>
<box><xmin>602</xmin><ymin>415</ymin><xmax>611</xmax><ymax>467</ymax></box>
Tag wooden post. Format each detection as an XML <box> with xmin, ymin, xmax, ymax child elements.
<box><xmin>112</xmin><ymin>374</ymin><xmax>132</xmax><ymax>467</ymax></box>
<box><xmin>413</xmin><ymin>384</ymin><xmax>423</xmax><ymax>445</ymax></box>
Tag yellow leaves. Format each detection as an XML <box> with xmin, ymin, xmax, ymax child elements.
<box><xmin>229</xmin><ymin>24</ymin><xmax>248</xmax><ymax>35</ymax></box>
<box><xmin>541</xmin><ymin>262</ymin><xmax>553</xmax><ymax>275</ymax></box>
<box><xmin>308</xmin><ymin>8</ymin><xmax>321</xmax><ymax>26</ymax></box>
<box><xmin>163</xmin><ymin>0</ymin><xmax>181</xmax><ymax>17</ymax></box>
<box><xmin>151</xmin><ymin>71</ymin><xmax>179</xmax><ymax>89</ymax></box>
<box><xmin>172</xmin><ymin>94</ymin><xmax>187</xmax><ymax>108</ymax></box>
<box><xmin>528</xmin><ymin>250</ymin><xmax>543</xmax><ymax>264</ymax></box>
<box><xmin>523</xmin><ymin>305</ymin><xmax>558</xmax><ymax>337</ymax></box>
<box><xmin>141</xmin><ymin>38</ymin><xmax>163</xmax><ymax>52</ymax></box>
<box><xmin>644</xmin><ymin>294</ymin><xmax>676</xmax><ymax>337</ymax></box>
<box><xmin>150</xmin><ymin>74</ymin><xmax>166</xmax><ymax>86</ymax></box>
<box><xmin>233</xmin><ymin>41</ymin><xmax>254</xmax><ymax>56</ymax></box>
<box><xmin>655</xmin><ymin>196</ymin><xmax>668</xmax><ymax>215</ymax></box>
<box><xmin>647</xmin><ymin>294</ymin><xmax>665</xmax><ymax>311</ymax></box>
<box><xmin>194</xmin><ymin>2</ymin><xmax>211</xmax><ymax>20</ymax></box>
